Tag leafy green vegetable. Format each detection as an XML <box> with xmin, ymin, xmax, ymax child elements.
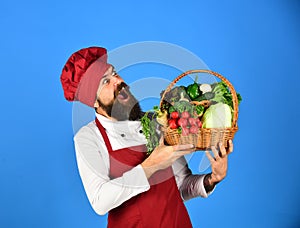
<box><xmin>153</xmin><ymin>106</ymin><xmax>159</xmax><ymax>111</ymax></box>
<box><xmin>204</xmin><ymin>92</ymin><xmax>215</xmax><ymax>100</ymax></box>
<box><xmin>141</xmin><ymin>110</ymin><xmax>160</xmax><ymax>155</ymax></box>
<box><xmin>173</xmin><ymin>100</ymin><xmax>193</xmax><ymax>113</ymax></box>
<box><xmin>195</xmin><ymin>92</ymin><xmax>215</xmax><ymax>102</ymax></box>
<box><xmin>201</xmin><ymin>103</ymin><xmax>232</xmax><ymax>128</ymax></box>
<box><xmin>161</xmin><ymin>86</ymin><xmax>188</xmax><ymax>104</ymax></box>
<box><xmin>160</xmin><ymin>86</ymin><xmax>189</xmax><ymax>113</ymax></box>
<box><xmin>211</xmin><ymin>81</ymin><xmax>242</xmax><ymax>109</ymax></box>
<box><xmin>237</xmin><ymin>93</ymin><xmax>242</xmax><ymax>104</ymax></box>
<box><xmin>168</xmin><ymin>106</ymin><xmax>175</xmax><ymax>113</ymax></box>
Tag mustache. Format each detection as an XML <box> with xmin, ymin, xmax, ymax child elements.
<box><xmin>114</xmin><ymin>82</ymin><xmax>129</xmax><ymax>96</ymax></box>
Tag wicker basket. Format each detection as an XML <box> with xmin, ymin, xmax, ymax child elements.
<box><xmin>160</xmin><ymin>69</ymin><xmax>239</xmax><ymax>150</ymax></box>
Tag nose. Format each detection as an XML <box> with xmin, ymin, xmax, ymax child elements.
<box><xmin>113</xmin><ymin>74</ymin><xmax>124</xmax><ymax>87</ymax></box>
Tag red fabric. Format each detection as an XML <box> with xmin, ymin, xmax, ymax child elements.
<box><xmin>60</xmin><ymin>47</ymin><xmax>110</xmax><ymax>107</ymax></box>
<box><xmin>95</xmin><ymin>118</ymin><xmax>192</xmax><ymax>228</ymax></box>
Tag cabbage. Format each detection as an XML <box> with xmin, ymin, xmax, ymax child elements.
<box><xmin>201</xmin><ymin>103</ymin><xmax>232</xmax><ymax>128</ymax></box>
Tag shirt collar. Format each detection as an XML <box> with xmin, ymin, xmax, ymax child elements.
<box><xmin>95</xmin><ymin>112</ymin><xmax>142</xmax><ymax>134</ymax></box>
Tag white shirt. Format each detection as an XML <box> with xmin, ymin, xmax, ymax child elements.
<box><xmin>74</xmin><ymin>113</ymin><xmax>214</xmax><ymax>215</ymax></box>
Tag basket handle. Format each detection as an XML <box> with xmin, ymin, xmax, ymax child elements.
<box><xmin>159</xmin><ymin>69</ymin><xmax>239</xmax><ymax>127</ymax></box>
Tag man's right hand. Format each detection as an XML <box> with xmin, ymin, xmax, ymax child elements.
<box><xmin>141</xmin><ymin>136</ymin><xmax>195</xmax><ymax>179</ymax></box>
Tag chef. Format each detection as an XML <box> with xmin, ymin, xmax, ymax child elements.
<box><xmin>60</xmin><ymin>46</ymin><xmax>233</xmax><ymax>228</ymax></box>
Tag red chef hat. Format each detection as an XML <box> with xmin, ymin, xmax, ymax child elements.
<box><xmin>60</xmin><ymin>47</ymin><xmax>110</xmax><ymax>107</ymax></box>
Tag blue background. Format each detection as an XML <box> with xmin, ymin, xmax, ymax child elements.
<box><xmin>1</xmin><ymin>0</ymin><xmax>299</xmax><ymax>227</ymax></box>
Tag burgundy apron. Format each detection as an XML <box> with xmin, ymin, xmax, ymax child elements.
<box><xmin>95</xmin><ymin>118</ymin><xmax>192</xmax><ymax>228</ymax></box>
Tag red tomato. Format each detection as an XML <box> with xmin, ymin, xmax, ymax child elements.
<box><xmin>189</xmin><ymin>125</ymin><xmax>199</xmax><ymax>134</ymax></box>
<box><xmin>177</xmin><ymin>118</ymin><xmax>188</xmax><ymax>127</ymax></box>
<box><xmin>181</xmin><ymin>111</ymin><xmax>190</xmax><ymax>119</ymax></box>
<box><xmin>188</xmin><ymin>117</ymin><xmax>197</xmax><ymax>126</ymax></box>
<box><xmin>170</xmin><ymin>111</ymin><xmax>179</xmax><ymax>119</ymax></box>
<box><xmin>181</xmin><ymin>127</ymin><xmax>190</xmax><ymax>136</ymax></box>
<box><xmin>168</xmin><ymin>119</ymin><xmax>178</xmax><ymax>129</ymax></box>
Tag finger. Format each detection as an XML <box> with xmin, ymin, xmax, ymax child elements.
<box><xmin>219</xmin><ymin>142</ymin><xmax>227</xmax><ymax>158</ymax></box>
<box><xmin>205</xmin><ymin>150</ymin><xmax>215</xmax><ymax>163</ymax></box>
<box><xmin>175</xmin><ymin>148</ymin><xmax>195</xmax><ymax>156</ymax></box>
<box><xmin>227</xmin><ymin>140</ymin><xmax>234</xmax><ymax>154</ymax></box>
<box><xmin>211</xmin><ymin>146</ymin><xmax>220</xmax><ymax>160</ymax></box>
<box><xmin>159</xmin><ymin>135</ymin><xmax>164</xmax><ymax>145</ymax></box>
<box><xmin>173</xmin><ymin>144</ymin><xmax>195</xmax><ymax>151</ymax></box>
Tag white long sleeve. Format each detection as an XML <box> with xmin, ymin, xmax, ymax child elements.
<box><xmin>74</xmin><ymin>125</ymin><xmax>150</xmax><ymax>215</ymax></box>
<box><xmin>172</xmin><ymin>156</ymin><xmax>215</xmax><ymax>201</ymax></box>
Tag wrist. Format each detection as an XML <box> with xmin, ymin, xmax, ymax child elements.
<box><xmin>204</xmin><ymin>173</ymin><xmax>216</xmax><ymax>192</ymax></box>
<box><xmin>141</xmin><ymin>160</ymin><xmax>157</xmax><ymax>179</ymax></box>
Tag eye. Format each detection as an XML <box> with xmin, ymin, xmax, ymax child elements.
<box><xmin>112</xmin><ymin>70</ymin><xmax>118</xmax><ymax>77</ymax></box>
<box><xmin>103</xmin><ymin>78</ymin><xmax>109</xmax><ymax>84</ymax></box>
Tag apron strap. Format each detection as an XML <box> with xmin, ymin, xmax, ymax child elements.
<box><xmin>95</xmin><ymin>117</ymin><xmax>113</xmax><ymax>152</ymax></box>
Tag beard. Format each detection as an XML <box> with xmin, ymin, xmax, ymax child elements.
<box><xmin>97</xmin><ymin>82</ymin><xmax>143</xmax><ymax>121</ymax></box>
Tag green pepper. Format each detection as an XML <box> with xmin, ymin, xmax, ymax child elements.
<box><xmin>195</xmin><ymin>105</ymin><xmax>205</xmax><ymax>116</ymax></box>
<box><xmin>186</xmin><ymin>83</ymin><xmax>200</xmax><ymax>100</ymax></box>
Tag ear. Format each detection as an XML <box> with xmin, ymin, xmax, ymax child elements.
<box><xmin>94</xmin><ymin>99</ymin><xmax>99</xmax><ymax>108</ymax></box>
<box><xmin>95</xmin><ymin>105</ymin><xmax>107</xmax><ymax>117</ymax></box>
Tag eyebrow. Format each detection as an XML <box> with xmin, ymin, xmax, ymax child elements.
<box><xmin>102</xmin><ymin>69</ymin><xmax>110</xmax><ymax>78</ymax></box>
<box><xmin>102</xmin><ymin>74</ymin><xmax>108</xmax><ymax>80</ymax></box>
<box><xmin>100</xmin><ymin>66</ymin><xmax>115</xmax><ymax>83</ymax></box>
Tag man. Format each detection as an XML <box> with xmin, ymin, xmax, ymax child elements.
<box><xmin>60</xmin><ymin>47</ymin><xmax>233</xmax><ymax>228</ymax></box>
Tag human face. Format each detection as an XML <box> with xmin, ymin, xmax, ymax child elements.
<box><xmin>95</xmin><ymin>65</ymin><xmax>142</xmax><ymax>120</ymax></box>
<box><xmin>95</xmin><ymin>65</ymin><xmax>125</xmax><ymax>107</ymax></box>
